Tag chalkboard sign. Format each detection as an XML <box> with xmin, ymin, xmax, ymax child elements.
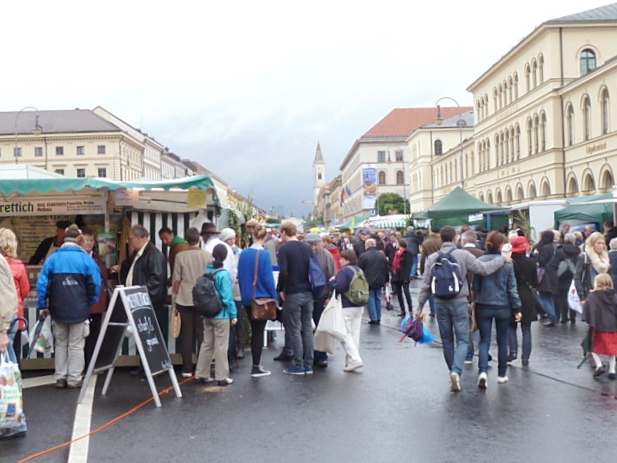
<box><xmin>94</xmin><ymin>292</ymin><xmax>128</xmax><ymax>371</ymax></box>
<box><xmin>123</xmin><ymin>286</ymin><xmax>171</xmax><ymax>375</ymax></box>
<box><xmin>80</xmin><ymin>285</ymin><xmax>181</xmax><ymax>408</ymax></box>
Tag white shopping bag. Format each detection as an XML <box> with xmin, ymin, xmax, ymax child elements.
<box><xmin>568</xmin><ymin>280</ymin><xmax>583</xmax><ymax>313</ymax></box>
<box><xmin>315</xmin><ymin>293</ymin><xmax>347</xmax><ymax>341</ymax></box>
<box><xmin>29</xmin><ymin>316</ymin><xmax>54</xmax><ymax>356</ymax></box>
<box><xmin>0</xmin><ymin>352</ymin><xmax>24</xmax><ymax>430</ymax></box>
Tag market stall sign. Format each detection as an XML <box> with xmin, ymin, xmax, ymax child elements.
<box><xmin>0</xmin><ymin>197</ymin><xmax>106</xmax><ymax>216</ymax></box>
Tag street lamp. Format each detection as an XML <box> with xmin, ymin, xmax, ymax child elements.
<box><xmin>387</xmin><ymin>147</ymin><xmax>407</xmax><ymax>215</ymax></box>
<box><xmin>435</xmin><ymin>97</ymin><xmax>467</xmax><ymax>189</ymax></box>
<box><xmin>14</xmin><ymin>106</ymin><xmax>41</xmax><ymax>165</ymax></box>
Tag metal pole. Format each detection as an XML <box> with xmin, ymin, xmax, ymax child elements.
<box><xmin>14</xmin><ymin>106</ymin><xmax>40</xmax><ymax>165</ymax></box>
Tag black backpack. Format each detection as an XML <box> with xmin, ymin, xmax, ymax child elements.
<box><xmin>430</xmin><ymin>249</ymin><xmax>463</xmax><ymax>299</ymax></box>
<box><xmin>192</xmin><ymin>268</ymin><xmax>225</xmax><ymax>317</ymax></box>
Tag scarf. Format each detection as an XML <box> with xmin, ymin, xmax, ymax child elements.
<box><xmin>588</xmin><ymin>251</ymin><xmax>610</xmax><ymax>274</ymax></box>
<box><xmin>392</xmin><ymin>249</ymin><xmax>403</xmax><ymax>274</ymax></box>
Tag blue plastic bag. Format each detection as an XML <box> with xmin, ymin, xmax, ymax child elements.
<box><xmin>418</xmin><ymin>325</ymin><xmax>435</xmax><ymax>344</ymax></box>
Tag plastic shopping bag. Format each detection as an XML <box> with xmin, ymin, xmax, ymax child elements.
<box><xmin>315</xmin><ymin>294</ymin><xmax>346</xmax><ymax>341</ymax></box>
<box><xmin>0</xmin><ymin>352</ymin><xmax>24</xmax><ymax>430</ymax></box>
<box><xmin>568</xmin><ymin>280</ymin><xmax>583</xmax><ymax>314</ymax></box>
<box><xmin>29</xmin><ymin>316</ymin><xmax>54</xmax><ymax>356</ymax></box>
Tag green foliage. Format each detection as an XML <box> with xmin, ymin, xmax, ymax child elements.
<box><xmin>375</xmin><ymin>193</ymin><xmax>410</xmax><ymax>216</ymax></box>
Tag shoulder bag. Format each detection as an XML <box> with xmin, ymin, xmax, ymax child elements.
<box><xmin>251</xmin><ymin>251</ymin><xmax>278</xmax><ymax>321</ymax></box>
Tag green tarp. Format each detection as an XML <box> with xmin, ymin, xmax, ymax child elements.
<box><xmin>415</xmin><ymin>187</ymin><xmax>508</xmax><ymax>228</ymax></box>
<box><xmin>0</xmin><ymin>174</ymin><xmax>215</xmax><ymax>195</ymax></box>
<box><xmin>338</xmin><ymin>216</ymin><xmax>369</xmax><ymax>230</ymax></box>
<box><xmin>554</xmin><ymin>193</ymin><xmax>614</xmax><ymax>227</ymax></box>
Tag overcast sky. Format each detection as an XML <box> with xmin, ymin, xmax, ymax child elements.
<box><xmin>3</xmin><ymin>0</ymin><xmax>612</xmax><ymax>216</ymax></box>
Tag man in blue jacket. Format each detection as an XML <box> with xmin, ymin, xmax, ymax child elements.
<box><xmin>38</xmin><ymin>225</ymin><xmax>101</xmax><ymax>389</ymax></box>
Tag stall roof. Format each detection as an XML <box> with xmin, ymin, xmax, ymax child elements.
<box><xmin>0</xmin><ymin>165</ymin><xmax>65</xmax><ymax>179</ymax></box>
<box><xmin>415</xmin><ymin>187</ymin><xmax>506</xmax><ymax>219</ymax></box>
<box><xmin>0</xmin><ymin>174</ymin><xmax>214</xmax><ymax>195</ymax></box>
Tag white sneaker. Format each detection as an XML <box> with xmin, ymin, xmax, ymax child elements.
<box><xmin>477</xmin><ymin>372</ymin><xmax>488</xmax><ymax>389</ymax></box>
<box><xmin>181</xmin><ymin>372</ymin><xmax>193</xmax><ymax>378</ymax></box>
<box><xmin>344</xmin><ymin>362</ymin><xmax>364</xmax><ymax>372</ymax></box>
<box><xmin>497</xmin><ymin>376</ymin><xmax>509</xmax><ymax>384</ymax></box>
<box><xmin>450</xmin><ymin>372</ymin><xmax>461</xmax><ymax>392</ymax></box>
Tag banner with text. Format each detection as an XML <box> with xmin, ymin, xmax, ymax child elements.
<box><xmin>0</xmin><ymin>197</ymin><xmax>106</xmax><ymax>216</ymax></box>
<box><xmin>362</xmin><ymin>165</ymin><xmax>377</xmax><ymax>209</ymax></box>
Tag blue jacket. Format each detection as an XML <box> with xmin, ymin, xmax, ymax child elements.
<box><xmin>209</xmin><ymin>265</ymin><xmax>237</xmax><ymax>320</ymax></box>
<box><xmin>473</xmin><ymin>253</ymin><xmax>521</xmax><ymax>310</ymax></box>
<box><xmin>37</xmin><ymin>245</ymin><xmax>102</xmax><ymax>324</ymax></box>
<box><xmin>237</xmin><ymin>247</ymin><xmax>278</xmax><ymax>306</ymax></box>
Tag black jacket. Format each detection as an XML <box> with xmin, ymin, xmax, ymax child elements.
<box><xmin>359</xmin><ymin>247</ymin><xmax>390</xmax><ymax>290</ymax></box>
<box><xmin>583</xmin><ymin>288</ymin><xmax>617</xmax><ymax>331</ymax></box>
<box><xmin>353</xmin><ymin>240</ymin><xmax>366</xmax><ymax>258</ymax></box>
<box><xmin>120</xmin><ymin>242</ymin><xmax>168</xmax><ymax>311</ymax></box>
<box><xmin>404</xmin><ymin>233</ymin><xmax>423</xmax><ymax>255</ymax></box>
<box><xmin>557</xmin><ymin>243</ymin><xmax>581</xmax><ymax>289</ymax></box>
<box><xmin>391</xmin><ymin>249</ymin><xmax>412</xmax><ymax>283</ymax></box>
<box><xmin>536</xmin><ymin>242</ymin><xmax>563</xmax><ymax>295</ymax></box>
<box><xmin>511</xmin><ymin>253</ymin><xmax>539</xmax><ymax>323</ymax></box>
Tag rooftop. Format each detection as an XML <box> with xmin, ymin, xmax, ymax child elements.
<box><xmin>547</xmin><ymin>3</ymin><xmax>617</xmax><ymax>24</ymax></box>
<box><xmin>362</xmin><ymin>107</ymin><xmax>473</xmax><ymax>139</ymax></box>
<box><xmin>0</xmin><ymin>109</ymin><xmax>121</xmax><ymax>136</ymax></box>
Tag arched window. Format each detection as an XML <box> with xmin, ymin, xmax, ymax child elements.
<box><xmin>493</xmin><ymin>88</ymin><xmax>498</xmax><ymax>112</ymax></box>
<box><xmin>495</xmin><ymin>134</ymin><xmax>500</xmax><ymax>166</ymax></box>
<box><xmin>396</xmin><ymin>170</ymin><xmax>404</xmax><ymax>185</ymax></box>
<box><xmin>513</xmin><ymin>73</ymin><xmax>519</xmax><ymax>100</ymax></box>
<box><xmin>484</xmin><ymin>94</ymin><xmax>489</xmax><ymax>116</ymax></box>
<box><xmin>525</xmin><ymin>64</ymin><xmax>530</xmax><ymax>92</ymax></box>
<box><xmin>538</xmin><ymin>54</ymin><xmax>544</xmax><ymax>84</ymax></box>
<box><xmin>583</xmin><ymin>95</ymin><xmax>591</xmax><ymax>141</ymax></box>
<box><xmin>378</xmin><ymin>171</ymin><xmax>386</xmax><ymax>185</ymax></box>
<box><xmin>514</xmin><ymin>124</ymin><xmax>521</xmax><ymax>160</ymax></box>
<box><xmin>601</xmin><ymin>88</ymin><xmax>610</xmax><ymax>135</ymax></box>
<box><xmin>500</xmin><ymin>132</ymin><xmax>505</xmax><ymax>165</ymax></box>
<box><xmin>509</xmin><ymin>127</ymin><xmax>515</xmax><ymax>161</ymax></box>
<box><xmin>580</xmin><ymin>49</ymin><xmax>596</xmax><ymax>76</ymax></box>
<box><xmin>540</xmin><ymin>112</ymin><xmax>547</xmax><ymax>151</ymax></box>
<box><xmin>533</xmin><ymin>115</ymin><xmax>539</xmax><ymax>154</ymax></box>
<box><xmin>526</xmin><ymin>118</ymin><xmax>533</xmax><ymax>155</ymax></box>
<box><xmin>434</xmin><ymin>139</ymin><xmax>443</xmax><ymax>156</ymax></box>
<box><xmin>531</xmin><ymin>59</ymin><xmax>537</xmax><ymax>88</ymax></box>
<box><xmin>486</xmin><ymin>140</ymin><xmax>491</xmax><ymax>170</ymax></box>
<box><xmin>508</xmin><ymin>77</ymin><xmax>513</xmax><ymax>103</ymax></box>
<box><xmin>566</xmin><ymin>104</ymin><xmax>574</xmax><ymax>146</ymax></box>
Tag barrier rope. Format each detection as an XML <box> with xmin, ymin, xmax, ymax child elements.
<box><xmin>17</xmin><ymin>376</ymin><xmax>194</xmax><ymax>463</ymax></box>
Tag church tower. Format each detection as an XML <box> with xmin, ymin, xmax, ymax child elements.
<box><xmin>313</xmin><ymin>142</ymin><xmax>325</xmax><ymax>206</ymax></box>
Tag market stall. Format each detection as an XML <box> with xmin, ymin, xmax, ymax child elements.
<box><xmin>0</xmin><ymin>173</ymin><xmax>217</xmax><ymax>369</ymax></box>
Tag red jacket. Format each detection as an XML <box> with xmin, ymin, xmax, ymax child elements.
<box><xmin>326</xmin><ymin>245</ymin><xmax>341</xmax><ymax>272</ymax></box>
<box><xmin>6</xmin><ymin>256</ymin><xmax>30</xmax><ymax>330</ymax></box>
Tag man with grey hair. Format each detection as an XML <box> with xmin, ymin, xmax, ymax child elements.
<box><xmin>556</xmin><ymin>232</ymin><xmax>580</xmax><ymax>323</ymax></box>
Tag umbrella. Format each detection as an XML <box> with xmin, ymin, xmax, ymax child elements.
<box><xmin>26</xmin><ymin>312</ymin><xmax>48</xmax><ymax>359</ymax></box>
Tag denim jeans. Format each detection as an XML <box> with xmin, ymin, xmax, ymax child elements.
<box><xmin>539</xmin><ymin>291</ymin><xmax>557</xmax><ymax>322</ymax></box>
<box><xmin>466</xmin><ymin>330</ymin><xmax>479</xmax><ymax>361</ymax></box>
<box><xmin>429</xmin><ymin>294</ymin><xmax>436</xmax><ymax>316</ymax></box>
<box><xmin>367</xmin><ymin>289</ymin><xmax>382</xmax><ymax>322</ymax></box>
<box><xmin>410</xmin><ymin>254</ymin><xmax>418</xmax><ymax>278</ymax></box>
<box><xmin>7</xmin><ymin>315</ymin><xmax>18</xmax><ymax>364</ymax></box>
<box><xmin>283</xmin><ymin>292</ymin><xmax>314</xmax><ymax>369</ymax></box>
<box><xmin>508</xmin><ymin>321</ymin><xmax>532</xmax><ymax>362</ymax></box>
<box><xmin>477</xmin><ymin>304</ymin><xmax>510</xmax><ymax>377</ymax></box>
<box><xmin>435</xmin><ymin>300</ymin><xmax>470</xmax><ymax>375</ymax></box>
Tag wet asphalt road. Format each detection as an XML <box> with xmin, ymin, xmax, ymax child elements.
<box><xmin>4</xmin><ymin>280</ymin><xmax>617</xmax><ymax>463</ymax></box>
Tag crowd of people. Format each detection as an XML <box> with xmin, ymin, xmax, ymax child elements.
<box><xmin>3</xmin><ymin>217</ymin><xmax>617</xmax><ymax>439</ymax></box>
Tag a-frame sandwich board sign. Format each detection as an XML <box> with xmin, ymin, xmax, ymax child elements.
<box><xmin>78</xmin><ymin>285</ymin><xmax>182</xmax><ymax>408</ymax></box>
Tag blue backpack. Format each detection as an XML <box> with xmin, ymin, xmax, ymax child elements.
<box><xmin>430</xmin><ymin>249</ymin><xmax>463</xmax><ymax>299</ymax></box>
<box><xmin>308</xmin><ymin>255</ymin><xmax>326</xmax><ymax>298</ymax></box>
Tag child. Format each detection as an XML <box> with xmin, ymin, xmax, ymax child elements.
<box><xmin>583</xmin><ymin>274</ymin><xmax>617</xmax><ymax>379</ymax></box>
<box><xmin>194</xmin><ymin>244</ymin><xmax>238</xmax><ymax>386</ymax></box>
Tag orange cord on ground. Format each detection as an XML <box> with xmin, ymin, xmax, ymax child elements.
<box><xmin>17</xmin><ymin>377</ymin><xmax>194</xmax><ymax>463</ymax></box>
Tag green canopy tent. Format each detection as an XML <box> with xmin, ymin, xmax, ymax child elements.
<box><xmin>415</xmin><ymin>186</ymin><xmax>508</xmax><ymax>229</ymax></box>
<box><xmin>338</xmin><ymin>216</ymin><xmax>369</xmax><ymax>230</ymax></box>
<box><xmin>553</xmin><ymin>193</ymin><xmax>614</xmax><ymax>228</ymax></box>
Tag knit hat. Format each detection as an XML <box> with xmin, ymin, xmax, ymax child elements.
<box><xmin>219</xmin><ymin>228</ymin><xmax>236</xmax><ymax>243</ymax></box>
<box><xmin>511</xmin><ymin>236</ymin><xmax>530</xmax><ymax>254</ymax></box>
<box><xmin>305</xmin><ymin>233</ymin><xmax>321</xmax><ymax>243</ymax></box>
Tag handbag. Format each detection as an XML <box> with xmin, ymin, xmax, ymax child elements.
<box><xmin>568</xmin><ymin>279</ymin><xmax>583</xmax><ymax>313</ymax></box>
<box><xmin>537</xmin><ymin>244</ymin><xmax>557</xmax><ymax>284</ymax></box>
<box><xmin>251</xmin><ymin>251</ymin><xmax>278</xmax><ymax>321</ymax></box>
<box><xmin>172</xmin><ymin>308</ymin><xmax>181</xmax><ymax>338</ymax></box>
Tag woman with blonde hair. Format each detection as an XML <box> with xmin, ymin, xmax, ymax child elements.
<box><xmin>0</xmin><ymin>228</ymin><xmax>30</xmax><ymax>366</ymax></box>
<box><xmin>582</xmin><ymin>274</ymin><xmax>617</xmax><ymax>379</ymax></box>
<box><xmin>574</xmin><ymin>231</ymin><xmax>610</xmax><ymax>307</ymax></box>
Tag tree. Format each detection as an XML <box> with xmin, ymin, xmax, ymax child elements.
<box><xmin>375</xmin><ymin>193</ymin><xmax>410</xmax><ymax>216</ymax></box>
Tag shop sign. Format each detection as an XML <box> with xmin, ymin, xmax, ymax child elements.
<box><xmin>0</xmin><ymin>197</ymin><xmax>106</xmax><ymax>216</ymax></box>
